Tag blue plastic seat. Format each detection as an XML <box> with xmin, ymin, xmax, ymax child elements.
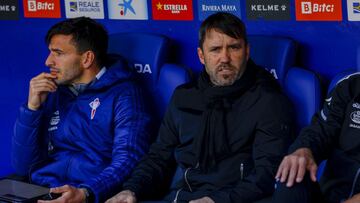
<box><xmin>284</xmin><ymin>67</ymin><xmax>322</xmax><ymax>134</ymax></box>
<box><xmin>248</xmin><ymin>35</ymin><xmax>297</xmax><ymax>86</ymax></box>
<box><xmin>108</xmin><ymin>32</ymin><xmax>192</xmax><ymax>127</ymax></box>
<box><xmin>108</xmin><ymin>32</ymin><xmax>171</xmax><ymax>88</ymax></box>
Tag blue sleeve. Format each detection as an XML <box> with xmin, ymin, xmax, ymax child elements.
<box><xmin>79</xmin><ymin>85</ymin><xmax>151</xmax><ymax>202</ymax></box>
<box><xmin>12</xmin><ymin>103</ymin><xmax>48</xmax><ymax>176</ymax></box>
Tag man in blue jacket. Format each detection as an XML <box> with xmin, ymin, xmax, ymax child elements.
<box><xmin>12</xmin><ymin>17</ymin><xmax>151</xmax><ymax>202</ymax></box>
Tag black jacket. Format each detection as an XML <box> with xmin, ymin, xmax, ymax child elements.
<box><xmin>123</xmin><ymin>61</ymin><xmax>294</xmax><ymax>203</ymax></box>
<box><xmin>289</xmin><ymin>73</ymin><xmax>360</xmax><ymax>203</ymax></box>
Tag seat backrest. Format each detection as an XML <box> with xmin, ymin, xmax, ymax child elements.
<box><xmin>284</xmin><ymin>67</ymin><xmax>322</xmax><ymax>134</ymax></box>
<box><xmin>108</xmin><ymin>32</ymin><xmax>171</xmax><ymax>88</ymax></box>
<box><xmin>248</xmin><ymin>35</ymin><xmax>297</xmax><ymax>86</ymax></box>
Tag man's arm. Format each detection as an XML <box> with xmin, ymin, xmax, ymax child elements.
<box><xmin>209</xmin><ymin>93</ymin><xmax>294</xmax><ymax>203</ymax></box>
<box><xmin>276</xmin><ymin>78</ymin><xmax>352</xmax><ymax>186</ymax></box>
<box><xmin>107</xmin><ymin>95</ymin><xmax>180</xmax><ymax>202</ymax></box>
<box><xmin>78</xmin><ymin>85</ymin><xmax>152</xmax><ymax>202</ymax></box>
<box><xmin>12</xmin><ymin>73</ymin><xmax>57</xmax><ymax>175</ymax></box>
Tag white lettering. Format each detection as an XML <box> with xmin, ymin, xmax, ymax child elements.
<box><xmin>251</xmin><ymin>4</ymin><xmax>279</xmax><ymax>11</ymax></box>
<box><xmin>164</xmin><ymin>4</ymin><xmax>187</xmax><ymax>14</ymax></box>
<box><xmin>221</xmin><ymin>5</ymin><xmax>236</xmax><ymax>11</ymax></box>
<box><xmin>301</xmin><ymin>2</ymin><xmax>334</xmax><ymax>14</ymax></box>
<box><xmin>0</xmin><ymin>5</ymin><xmax>10</xmax><ymax>11</ymax></box>
<box><xmin>27</xmin><ymin>0</ymin><xmax>55</xmax><ymax>12</ymax></box>
<box><xmin>134</xmin><ymin>64</ymin><xmax>152</xmax><ymax>74</ymax></box>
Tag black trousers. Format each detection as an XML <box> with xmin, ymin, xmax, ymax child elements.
<box><xmin>272</xmin><ymin>175</ymin><xmax>325</xmax><ymax>203</ymax></box>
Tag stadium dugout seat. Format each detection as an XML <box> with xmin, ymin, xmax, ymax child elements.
<box><xmin>108</xmin><ymin>32</ymin><xmax>171</xmax><ymax>88</ymax></box>
<box><xmin>248</xmin><ymin>35</ymin><xmax>297</xmax><ymax>86</ymax></box>
<box><xmin>316</xmin><ymin>69</ymin><xmax>357</xmax><ymax>179</ymax></box>
<box><xmin>284</xmin><ymin>67</ymin><xmax>322</xmax><ymax>134</ymax></box>
<box><xmin>108</xmin><ymin>32</ymin><xmax>192</xmax><ymax>126</ymax></box>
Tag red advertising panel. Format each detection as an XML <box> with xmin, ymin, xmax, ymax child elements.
<box><xmin>152</xmin><ymin>0</ymin><xmax>193</xmax><ymax>20</ymax></box>
<box><xmin>295</xmin><ymin>0</ymin><xmax>342</xmax><ymax>21</ymax></box>
<box><xmin>23</xmin><ymin>0</ymin><xmax>61</xmax><ymax>18</ymax></box>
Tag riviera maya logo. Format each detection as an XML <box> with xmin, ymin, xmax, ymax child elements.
<box><xmin>119</xmin><ymin>0</ymin><xmax>135</xmax><ymax>16</ymax></box>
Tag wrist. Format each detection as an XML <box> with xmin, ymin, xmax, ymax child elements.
<box><xmin>27</xmin><ymin>103</ymin><xmax>40</xmax><ymax>111</ymax></box>
<box><xmin>80</xmin><ymin>187</ymin><xmax>94</xmax><ymax>203</ymax></box>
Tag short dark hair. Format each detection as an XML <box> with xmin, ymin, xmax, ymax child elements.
<box><xmin>45</xmin><ymin>17</ymin><xmax>108</xmax><ymax>67</ymax></box>
<box><xmin>199</xmin><ymin>12</ymin><xmax>247</xmax><ymax>49</ymax></box>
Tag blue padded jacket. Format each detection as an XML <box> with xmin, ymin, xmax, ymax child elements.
<box><xmin>12</xmin><ymin>58</ymin><xmax>151</xmax><ymax>202</ymax></box>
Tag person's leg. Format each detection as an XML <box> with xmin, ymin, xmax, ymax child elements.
<box><xmin>272</xmin><ymin>174</ymin><xmax>325</xmax><ymax>203</ymax></box>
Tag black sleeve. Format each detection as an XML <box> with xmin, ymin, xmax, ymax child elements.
<box><xmin>122</xmin><ymin>95</ymin><xmax>179</xmax><ymax>200</ymax></box>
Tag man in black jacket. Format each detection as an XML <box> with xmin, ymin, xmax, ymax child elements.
<box><xmin>106</xmin><ymin>12</ymin><xmax>294</xmax><ymax>203</ymax></box>
<box><xmin>274</xmin><ymin>73</ymin><xmax>360</xmax><ymax>203</ymax></box>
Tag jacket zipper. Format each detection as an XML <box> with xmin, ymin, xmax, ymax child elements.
<box><xmin>173</xmin><ymin>188</ymin><xmax>182</xmax><ymax>203</ymax></box>
<box><xmin>240</xmin><ymin>163</ymin><xmax>244</xmax><ymax>180</ymax></box>
<box><xmin>184</xmin><ymin>167</ymin><xmax>193</xmax><ymax>192</ymax></box>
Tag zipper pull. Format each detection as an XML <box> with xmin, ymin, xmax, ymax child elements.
<box><xmin>240</xmin><ymin>163</ymin><xmax>244</xmax><ymax>180</ymax></box>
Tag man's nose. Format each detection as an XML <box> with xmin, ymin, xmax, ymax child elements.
<box><xmin>45</xmin><ymin>53</ymin><xmax>54</xmax><ymax>67</ymax></box>
<box><xmin>220</xmin><ymin>49</ymin><xmax>230</xmax><ymax>63</ymax></box>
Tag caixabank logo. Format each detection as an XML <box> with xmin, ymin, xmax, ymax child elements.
<box><xmin>23</xmin><ymin>0</ymin><xmax>61</xmax><ymax>18</ymax></box>
<box><xmin>347</xmin><ymin>0</ymin><xmax>360</xmax><ymax>21</ymax></box>
<box><xmin>246</xmin><ymin>0</ymin><xmax>290</xmax><ymax>20</ymax></box>
<box><xmin>295</xmin><ymin>0</ymin><xmax>342</xmax><ymax>21</ymax></box>
<box><xmin>0</xmin><ymin>0</ymin><xmax>19</xmax><ymax>20</ymax></box>
<box><xmin>152</xmin><ymin>0</ymin><xmax>193</xmax><ymax>20</ymax></box>
<box><xmin>108</xmin><ymin>0</ymin><xmax>148</xmax><ymax>20</ymax></box>
<box><xmin>198</xmin><ymin>0</ymin><xmax>241</xmax><ymax>21</ymax></box>
<box><xmin>65</xmin><ymin>0</ymin><xmax>104</xmax><ymax>19</ymax></box>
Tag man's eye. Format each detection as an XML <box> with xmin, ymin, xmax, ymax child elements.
<box><xmin>230</xmin><ymin>45</ymin><xmax>241</xmax><ymax>50</ymax></box>
<box><xmin>210</xmin><ymin>47</ymin><xmax>220</xmax><ymax>52</ymax></box>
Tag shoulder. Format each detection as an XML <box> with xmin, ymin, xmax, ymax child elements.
<box><xmin>334</xmin><ymin>73</ymin><xmax>360</xmax><ymax>94</ymax></box>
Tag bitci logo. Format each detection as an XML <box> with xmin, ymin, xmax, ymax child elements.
<box><xmin>23</xmin><ymin>0</ymin><xmax>61</xmax><ymax>18</ymax></box>
<box><xmin>295</xmin><ymin>0</ymin><xmax>342</xmax><ymax>21</ymax></box>
<box><xmin>152</xmin><ymin>0</ymin><xmax>193</xmax><ymax>20</ymax></box>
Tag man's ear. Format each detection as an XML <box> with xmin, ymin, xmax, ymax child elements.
<box><xmin>81</xmin><ymin>51</ymin><xmax>95</xmax><ymax>69</ymax></box>
<box><xmin>197</xmin><ymin>47</ymin><xmax>205</xmax><ymax>65</ymax></box>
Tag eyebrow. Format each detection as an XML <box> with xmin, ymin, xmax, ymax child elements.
<box><xmin>49</xmin><ymin>48</ymin><xmax>64</xmax><ymax>53</ymax></box>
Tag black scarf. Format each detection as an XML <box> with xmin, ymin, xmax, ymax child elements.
<box><xmin>175</xmin><ymin>60</ymin><xmax>262</xmax><ymax>171</ymax></box>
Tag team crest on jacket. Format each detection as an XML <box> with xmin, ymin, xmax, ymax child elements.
<box><xmin>350</xmin><ymin>110</ymin><xmax>360</xmax><ymax>129</ymax></box>
<box><xmin>48</xmin><ymin>110</ymin><xmax>60</xmax><ymax>131</ymax></box>
<box><xmin>89</xmin><ymin>98</ymin><xmax>100</xmax><ymax>120</ymax></box>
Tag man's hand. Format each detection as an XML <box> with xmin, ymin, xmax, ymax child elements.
<box><xmin>37</xmin><ymin>185</ymin><xmax>86</xmax><ymax>203</ymax></box>
<box><xmin>28</xmin><ymin>72</ymin><xmax>57</xmax><ymax>110</ymax></box>
<box><xmin>344</xmin><ymin>193</ymin><xmax>360</xmax><ymax>203</ymax></box>
<box><xmin>105</xmin><ymin>190</ymin><xmax>136</xmax><ymax>203</ymax></box>
<box><xmin>275</xmin><ymin>148</ymin><xmax>318</xmax><ymax>187</ymax></box>
<box><xmin>189</xmin><ymin>196</ymin><xmax>214</xmax><ymax>203</ymax></box>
